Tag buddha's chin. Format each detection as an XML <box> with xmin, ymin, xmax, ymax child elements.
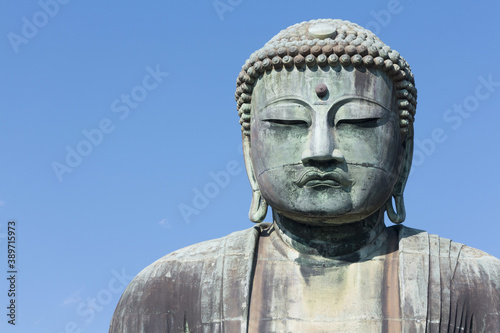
<box><xmin>269</xmin><ymin>200</ymin><xmax>359</xmax><ymax>227</ymax></box>
<box><xmin>276</xmin><ymin>211</ymin><xmax>370</xmax><ymax>226</ymax></box>
<box><xmin>270</xmin><ymin>195</ymin><xmax>387</xmax><ymax>226</ymax></box>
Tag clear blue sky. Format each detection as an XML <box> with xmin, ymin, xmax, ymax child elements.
<box><xmin>1</xmin><ymin>1</ymin><xmax>500</xmax><ymax>332</ymax></box>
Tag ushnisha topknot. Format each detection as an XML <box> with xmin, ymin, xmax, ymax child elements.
<box><xmin>235</xmin><ymin>19</ymin><xmax>417</xmax><ymax>137</ymax></box>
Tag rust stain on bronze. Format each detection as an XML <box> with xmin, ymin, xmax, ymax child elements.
<box><xmin>248</xmin><ymin>224</ymin><xmax>272</xmax><ymax>332</ymax></box>
<box><xmin>382</xmin><ymin>228</ymin><xmax>402</xmax><ymax>332</ymax></box>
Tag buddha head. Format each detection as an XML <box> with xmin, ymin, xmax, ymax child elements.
<box><xmin>235</xmin><ymin>19</ymin><xmax>417</xmax><ymax>227</ymax></box>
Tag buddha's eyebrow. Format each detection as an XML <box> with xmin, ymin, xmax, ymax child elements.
<box><xmin>331</xmin><ymin>95</ymin><xmax>392</xmax><ymax>112</ymax></box>
<box><xmin>257</xmin><ymin>95</ymin><xmax>392</xmax><ymax>114</ymax></box>
<box><xmin>260</xmin><ymin>96</ymin><xmax>311</xmax><ymax>112</ymax></box>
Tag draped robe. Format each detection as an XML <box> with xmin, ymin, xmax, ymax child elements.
<box><xmin>110</xmin><ymin>224</ymin><xmax>500</xmax><ymax>332</ymax></box>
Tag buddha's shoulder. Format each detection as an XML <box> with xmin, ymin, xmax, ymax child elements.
<box><xmin>110</xmin><ymin>225</ymin><xmax>262</xmax><ymax>330</ymax></box>
<box><xmin>453</xmin><ymin>240</ymin><xmax>500</xmax><ymax>278</ymax></box>
<box><xmin>394</xmin><ymin>225</ymin><xmax>500</xmax><ymax>276</ymax></box>
<box><xmin>127</xmin><ymin>224</ymin><xmax>262</xmax><ymax>287</ymax></box>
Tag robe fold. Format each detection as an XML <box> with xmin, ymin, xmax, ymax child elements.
<box><xmin>109</xmin><ymin>224</ymin><xmax>500</xmax><ymax>332</ymax></box>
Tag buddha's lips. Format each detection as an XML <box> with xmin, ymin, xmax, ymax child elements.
<box><xmin>293</xmin><ymin>169</ymin><xmax>354</xmax><ymax>188</ymax></box>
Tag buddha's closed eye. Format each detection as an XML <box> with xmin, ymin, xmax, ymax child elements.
<box><xmin>264</xmin><ymin>119</ymin><xmax>309</xmax><ymax>126</ymax></box>
<box><xmin>336</xmin><ymin>118</ymin><xmax>380</xmax><ymax>128</ymax></box>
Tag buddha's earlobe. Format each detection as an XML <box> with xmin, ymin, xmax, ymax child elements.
<box><xmin>386</xmin><ymin>194</ymin><xmax>405</xmax><ymax>224</ymax></box>
<box><xmin>387</xmin><ymin>126</ymin><xmax>413</xmax><ymax>224</ymax></box>
<box><xmin>249</xmin><ymin>190</ymin><xmax>268</xmax><ymax>223</ymax></box>
<box><xmin>243</xmin><ymin>135</ymin><xmax>268</xmax><ymax>223</ymax></box>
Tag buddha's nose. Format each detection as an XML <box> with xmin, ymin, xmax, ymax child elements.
<box><xmin>301</xmin><ymin>120</ymin><xmax>344</xmax><ymax>166</ymax></box>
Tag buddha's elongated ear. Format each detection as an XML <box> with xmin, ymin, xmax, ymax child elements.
<box><xmin>243</xmin><ymin>135</ymin><xmax>268</xmax><ymax>223</ymax></box>
<box><xmin>386</xmin><ymin>127</ymin><xmax>414</xmax><ymax>224</ymax></box>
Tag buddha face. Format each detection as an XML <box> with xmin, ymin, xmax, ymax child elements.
<box><xmin>250</xmin><ymin>67</ymin><xmax>403</xmax><ymax>225</ymax></box>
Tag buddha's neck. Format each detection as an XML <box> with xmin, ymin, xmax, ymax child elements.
<box><xmin>273</xmin><ymin>209</ymin><xmax>386</xmax><ymax>258</ymax></box>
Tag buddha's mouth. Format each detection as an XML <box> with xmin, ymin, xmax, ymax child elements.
<box><xmin>303</xmin><ymin>179</ymin><xmax>341</xmax><ymax>188</ymax></box>
<box><xmin>293</xmin><ymin>169</ymin><xmax>354</xmax><ymax>188</ymax></box>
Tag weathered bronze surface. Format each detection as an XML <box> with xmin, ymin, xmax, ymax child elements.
<box><xmin>110</xmin><ymin>19</ymin><xmax>500</xmax><ymax>332</ymax></box>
